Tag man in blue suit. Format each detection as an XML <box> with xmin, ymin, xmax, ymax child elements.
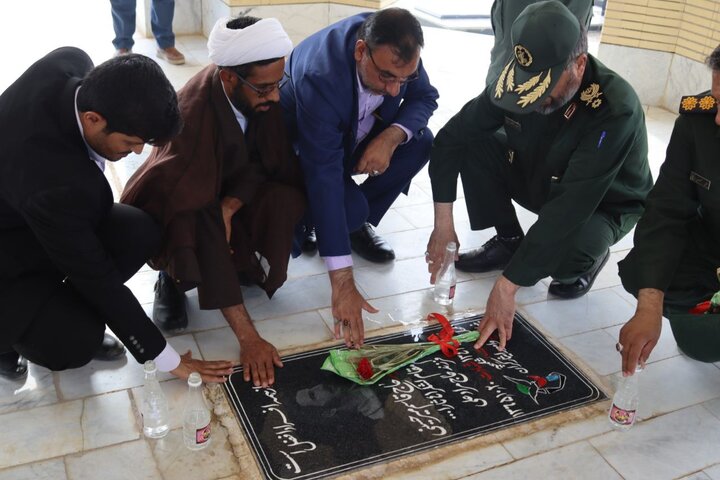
<box><xmin>281</xmin><ymin>8</ymin><xmax>438</xmax><ymax>347</ymax></box>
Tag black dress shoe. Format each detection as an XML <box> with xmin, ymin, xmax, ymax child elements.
<box><xmin>301</xmin><ymin>227</ymin><xmax>317</xmax><ymax>253</ymax></box>
<box><xmin>455</xmin><ymin>235</ymin><xmax>523</xmax><ymax>273</ymax></box>
<box><xmin>349</xmin><ymin>223</ymin><xmax>395</xmax><ymax>263</ymax></box>
<box><xmin>0</xmin><ymin>351</ymin><xmax>28</xmax><ymax>380</ymax></box>
<box><xmin>548</xmin><ymin>249</ymin><xmax>611</xmax><ymax>299</ymax></box>
<box><xmin>152</xmin><ymin>272</ymin><xmax>188</xmax><ymax>332</ymax></box>
<box><xmin>94</xmin><ymin>333</ymin><xmax>126</xmax><ymax>361</ymax></box>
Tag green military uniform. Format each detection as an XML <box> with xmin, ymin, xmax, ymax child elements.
<box><xmin>487</xmin><ymin>0</ymin><xmax>594</xmax><ymax>85</ymax></box>
<box><xmin>619</xmin><ymin>92</ymin><xmax>720</xmax><ymax>362</ymax></box>
<box><xmin>430</xmin><ymin>55</ymin><xmax>653</xmax><ymax>287</ymax></box>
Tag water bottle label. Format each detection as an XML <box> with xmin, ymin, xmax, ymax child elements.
<box><xmin>449</xmin><ymin>284</ymin><xmax>456</xmax><ymax>300</ymax></box>
<box><xmin>196</xmin><ymin>423</ymin><xmax>211</xmax><ymax>444</ymax></box>
<box><xmin>609</xmin><ymin>404</ymin><xmax>636</xmax><ymax>425</ymax></box>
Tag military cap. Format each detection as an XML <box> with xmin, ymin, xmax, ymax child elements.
<box><xmin>491</xmin><ymin>0</ymin><xmax>580</xmax><ymax>114</ymax></box>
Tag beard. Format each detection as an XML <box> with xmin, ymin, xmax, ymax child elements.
<box><xmin>229</xmin><ymin>88</ymin><xmax>275</xmax><ymax>118</ymax></box>
<box><xmin>536</xmin><ymin>68</ymin><xmax>583</xmax><ymax>115</ymax></box>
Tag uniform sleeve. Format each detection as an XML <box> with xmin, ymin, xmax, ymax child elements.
<box><xmin>618</xmin><ymin>115</ymin><xmax>698</xmax><ymax>295</ymax></box>
<box><xmin>504</xmin><ymin>107</ymin><xmax>647</xmax><ymax>286</ymax></box>
<box><xmin>22</xmin><ymin>185</ymin><xmax>167</xmax><ymax>362</ymax></box>
<box><xmin>429</xmin><ymin>90</ymin><xmax>505</xmax><ymax>202</ymax></box>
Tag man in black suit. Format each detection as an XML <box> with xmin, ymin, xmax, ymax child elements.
<box><xmin>0</xmin><ymin>48</ymin><xmax>234</xmax><ymax>382</ymax></box>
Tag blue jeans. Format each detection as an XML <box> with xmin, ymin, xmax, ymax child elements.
<box><xmin>110</xmin><ymin>0</ymin><xmax>175</xmax><ymax>50</ymax></box>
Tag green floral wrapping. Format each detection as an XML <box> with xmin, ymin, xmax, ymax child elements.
<box><xmin>321</xmin><ymin>331</ymin><xmax>480</xmax><ymax>385</ymax></box>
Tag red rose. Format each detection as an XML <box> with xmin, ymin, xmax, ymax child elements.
<box><xmin>357</xmin><ymin>357</ymin><xmax>373</xmax><ymax>380</ymax></box>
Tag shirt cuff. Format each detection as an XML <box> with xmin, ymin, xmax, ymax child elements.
<box><xmin>391</xmin><ymin>123</ymin><xmax>413</xmax><ymax>144</ymax></box>
<box><xmin>154</xmin><ymin>342</ymin><xmax>181</xmax><ymax>372</ymax></box>
<box><xmin>323</xmin><ymin>255</ymin><xmax>354</xmax><ymax>271</ymax></box>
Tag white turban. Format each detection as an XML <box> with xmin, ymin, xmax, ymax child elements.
<box><xmin>207</xmin><ymin>17</ymin><xmax>293</xmax><ymax>67</ymax></box>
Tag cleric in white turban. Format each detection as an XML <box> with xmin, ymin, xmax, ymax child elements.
<box><xmin>121</xmin><ymin>15</ymin><xmax>306</xmax><ymax>390</ymax></box>
<box><xmin>208</xmin><ymin>16</ymin><xmax>293</xmax><ymax>67</ymax></box>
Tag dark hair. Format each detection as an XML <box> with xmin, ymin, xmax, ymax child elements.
<box><xmin>707</xmin><ymin>44</ymin><xmax>720</xmax><ymax>71</ymax></box>
<box><xmin>357</xmin><ymin>8</ymin><xmax>424</xmax><ymax>64</ymax></box>
<box><xmin>223</xmin><ymin>16</ymin><xmax>282</xmax><ymax>77</ymax></box>
<box><xmin>77</xmin><ymin>54</ymin><xmax>181</xmax><ymax>145</ymax></box>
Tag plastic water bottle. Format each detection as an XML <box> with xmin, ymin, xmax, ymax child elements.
<box><xmin>608</xmin><ymin>367</ymin><xmax>642</xmax><ymax>431</ymax></box>
<box><xmin>183</xmin><ymin>372</ymin><xmax>212</xmax><ymax>450</ymax></box>
<box><xmin>433</xmin><ymin>242</ymin><xmax>458</xmax><ymax>306</ymax></box>
<box><xmin>141</xmin><ymin>360</ymin><xmax>170</xmax><ymax>438</ymax></box>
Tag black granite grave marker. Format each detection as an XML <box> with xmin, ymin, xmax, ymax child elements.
<box><xmin>223</xmin><ymin>313</ymin><xmax>605</xmax><ymax>480</ymax></box>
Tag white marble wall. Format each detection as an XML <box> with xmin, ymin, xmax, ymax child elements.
<box><xmin>201</xmin><ymin>0</ymin><xmax>374</xmax><ymax>46</ymax></box>
<box><xmin>138</xmin><ymin>0</ymin><xmax>202</xmax><ymax>38</ymax></box>
<box><xmin>597</xmin><ymin>43</ymin><xmax>712</xmax><ymax>111</ymax></box>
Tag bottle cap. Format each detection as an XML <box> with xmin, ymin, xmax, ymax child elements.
<box><xmin>143</xmin><ymin>360</ymin><xmax>157</xmax><ymax>374</ymax></box>
<box><xmin>188</xmin><ymin>372</ymin><xmax>202</xmax><ymax>387</ymax></box>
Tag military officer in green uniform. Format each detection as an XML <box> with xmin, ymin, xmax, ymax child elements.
<box><xmin>425</xmin><ymin>1</ymin><xmax>653</xmax><ymax>349</ymax></box>
<box><xmin>617</xmin><ymin>45</ymin><xmax>720</xmax><ymax>374</ymax></box>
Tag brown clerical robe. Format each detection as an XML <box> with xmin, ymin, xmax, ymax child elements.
<box><xmin>121</xmin><ymin>65</ymin><xmax>305</xmax><ymax>309</ymax></box>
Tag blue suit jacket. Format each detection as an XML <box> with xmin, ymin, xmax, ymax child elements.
<box><xmin>281</xmin><ymin>13</ymin><xmax>439</xmax><ymax>257</ymax></box>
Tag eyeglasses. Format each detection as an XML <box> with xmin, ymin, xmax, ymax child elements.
<box><xmin>366</xmin><ymin>47</ymin><xmax>419</xmax><ymax>86</ymax></box>
<box><xmin>228</xmin><ymin>69</ymin><xmax>290</xmax><ymax>97</ymax></box>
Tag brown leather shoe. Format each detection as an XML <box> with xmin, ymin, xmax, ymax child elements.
<box><xmin>156</xmin><ymin>46</ymin><xmax>185</xmax><ymax>65</ymax></box>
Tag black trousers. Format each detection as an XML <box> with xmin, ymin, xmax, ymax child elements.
<box><xmin>0</xmin><ymin>204</ymin><xmax>159</xmax><ymax>370</ymax></box>
<box><xmin>459</xmin><ymin>135</ymin><xmax>627</xmax><ymax>282</ymax></box>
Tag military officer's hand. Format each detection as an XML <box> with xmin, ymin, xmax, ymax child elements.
<box><xmin>426</xmin><ymin>227</ymin><xmax>459</xmax><ymax>284</ymax></box>
<box><xmin>170</xmin><ymin>350</ymin><xmax>235</xmax><ymax>384</ymax></box>
<box><xmin>618</xmin><ymin>289</ymin><xmax>664</xmax><ymax>376</ymax></box>
<box><xmin>354</xmin><ymin>126</ymin><xmax>405</xmax><ymax>176</ymax></box>
<box><xmin>329</xmin><ymin>267</ymin><xmax>378</xmax><ymax>348</ymax></box>
<box><xmin>475</xmin><ymin>275</ymin><xmax>519</xmax><ymax>351</ymax></box>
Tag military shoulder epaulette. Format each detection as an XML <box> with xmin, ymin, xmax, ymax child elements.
<box><xmin>679</xmin><ymin>93</ymin><xmax>717</xmax><ymax>114</ymax></box>
<box><xmin>578</xmin><ymin>82</ymin><xmax>606</xmax><ymax>111</ymax></box>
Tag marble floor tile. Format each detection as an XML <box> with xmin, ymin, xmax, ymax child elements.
<box><xmin>125</xmin><ymin>268</ymin><xmax>160</xmax><ymax>306</ymax></box>
<box><xmin>0</xmin><ymin>363</ymin><xmax>57</xmax><ymax>415</ymax></box>
<box><xmin>703</xmin><ymin>397</ymin><xmax>720</xmax><ymax>420</ymax></box>
<box><xmin>387</xmin><ymin>443</ymin><xmax>513</xmax><ymax>480</ymax></box>
<box><xmin>0</xmin><ymin>400</ymin><xmax>83</xmax><ymax>469</ymax></box>
<box><xmin>373</xmin><ymin>208</ymin><xmax>416</xmax><ymax>235</ymax></box>
<box><xmin>465</xmin><ymin>441</ymin><xmax>621</xmax><ymax>480</ymax></box>
<box><xmin>194</xmin><ymin>311</ymin><xmax>332</xmax><ymax>362</ymax></box>
<box><xmin>678</xmin><ymin>473</ymin><xmax>712</xmax><ymax>480</ymax></box>
<box><xmin>150</xmin><ymin>427</ymin><xmax>240</xmax><ymax>480</ymax></box>
<box><xmin>286</xmin><ymin>253</ymin><xmax>328</xmax><ymax>279</ymax></box>
<box><xmin>559</xmin><ymin>329</ymin><xmax>625</xmax><ymax>376</ymax></box>
<box><xmin>241</xmin><ymin>274</ymin><xmax>336</xmax><ymax>321</ymax></box>
<box><xmin>590</xmin><ymin>405</ymin><xmax>720</xmax><ymax>480</ymax></box>
<box><xmin>590</xmin><ymin>250</ymin><xmax>628</xmax><ymax>291</ymax></box>
<box><xmin>502</xmin><ymin>414</ymin><xmax>612</xmax><ymax>459</ymax></box>
<box><xmin>388</xmin><ymin>182</ymin><xmax>432</xmax><ymax>208</ymax></box>
<box><xmin>523</xmin><ymin>288</ymin><xmax>634</xmax><ymax>338</ymax></box>
<box><xmin>395</xmin><ymin>202</ymin><xmax>471</xmax><ymax>229</ymax></box>
<box><xmin>705</xmin><ymin>464</ymin><xmax>720</xmax><ymax>479</ymax></box>
<box><xmin>82</xmin><ymin>391</ymin><xmax>139</xmax><ymax>450</ymax></box>
<box><xmin>354</xmin><ymin>257</ymin><xmax>473</xmax><ymax>299</ymax></box>
<box><xmin>65</xmin><ymin>439</ymin><xmax>162</xmax><ymax>480</ymax></box>
<box><xmin>0</xmin><ymin>459</ymin><xmax>67</xmax><ymax>480</ymax></box>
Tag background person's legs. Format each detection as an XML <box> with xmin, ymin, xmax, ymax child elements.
<box><xmin>110</xmin><ymin>0</ymin><xmax>137</xmax><ymax>51</ymax></box>
<box><xmin>150</xmin><ymin>0</ymin><xmax>175</xmax><ymax>49</ymax></box>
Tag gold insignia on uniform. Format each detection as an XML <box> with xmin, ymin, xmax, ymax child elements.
<box><xmin>563</xmin><ymin>102</ymin><xmax>577</xmax><ymax>120</ymax></box>
<box><xmin>580</xmin><ymin>83</ymin><xmax>603</xmax><ymax>108</ymax></box>
<box><xmin>517</xmin><ymin>69</ymin><xmax>551</xmax><ymax>108</ymax></box>
<box><xmin>699</xmin><ymin>95</ymin><xmax>716</xmax><ymax>110</ymax></box>
<box><xmin>681</xmin><ymin>96</ymin><xmax>698</xmax><ymax>111</ymax></box>
<box><xmin>495</xmin><ymin>60</ymin><xmax>513</xmax><ymax>99</ymax></box>
<box><xmin>514</xmin><ymin>45</ymin><xmax>533</xmax><ymax>67</ymax></box>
